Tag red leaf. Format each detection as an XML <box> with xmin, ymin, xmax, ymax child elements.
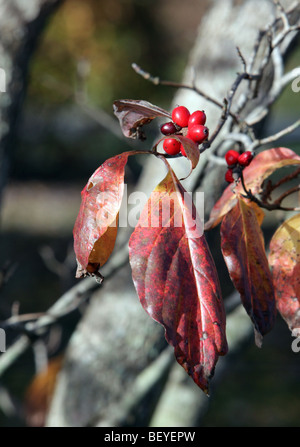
<box><xmin>205</xmin><ymin>147</ymin><xmax>300</xmax><ymax>230</ymax></box>
<box><xmin>129</xmin><ymin>164</ymin><xmax>227</xmax><ymax>393</ymax></box>
<box><xmin>73</xmin><ymin>152</ymin><xmax>131</xmax><ymax>277</ymax></box>
<box><xmin>220</xmin><ymin>197</ymin><xmax>276</xmax><ymax>345</ymax></box>
<box><xmin>268</xmin><ymin>213</ymin><xmax>300</xmax><ymax>334</ymax></box>
<box><xmin>113</xmin><ymin>99</ymin><xmax>171</xmax><ymax>140</ymax></box>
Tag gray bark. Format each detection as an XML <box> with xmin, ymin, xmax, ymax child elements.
<box><xmin>46</xmin><ymin>0</ymin><xmax>299</xmax><ymax>427</ymax></box>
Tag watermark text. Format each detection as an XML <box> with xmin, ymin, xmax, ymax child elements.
<box><xmin>0</xmin><ymin>328</ymin><xmax>6</xmax><ymax>352</ymax></box>
<box><xmin>291</xmin><ymin>76</ymin><xmax>300</xmax><ymax>93</ymax></box>
<box><xmin>0</xmin><ymin>68</ymin><xmax>6</xmax><ymax>93</ymax></box>
<box><xmin>291</xmin><ymin>328</ymin><xmax>300</xmax><ymax>353</ymax></box>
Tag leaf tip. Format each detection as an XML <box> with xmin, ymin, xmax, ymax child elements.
<box><xmin>254</xmin><ymin>329</ymin><xmax>263</xmax><ymax>348</ymax></box>
<box><xmin>75</xmin><ymin>260</ymin><xmax>104</xmax><ymax>284</ymax></box>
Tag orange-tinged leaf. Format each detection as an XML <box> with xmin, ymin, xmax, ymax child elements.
<box><xmin>129</xmin><ymin>165</ymin><xmax>227</xmax><ymax>393</ymax></box>
<box><xmin>73</xmin><ymin>152</ymin><xmax>131</xmax><ymax>277</ymax></box>
<box><xmin>205</xmin><ymin>148</ymin><xmax>300</xmax><ymax>230</ymax></box>
<box><xmin>268</xmin><ymin>213</ymin><xmax>300</xmax><ymax>334</ymax></box>
<box><xmin>25</xmin><ymin>356</ymin><xmax>63</xmax><ymax>427</ymax></box>
<box><xmin>88</xmin><ymin>215</ymin><xmax>119</xmax><ymax>266</ymax></box>
<box><xmin>220</xmin><ymin>197</ymin><xmax>276</xmax><ymax>345</ymax></box>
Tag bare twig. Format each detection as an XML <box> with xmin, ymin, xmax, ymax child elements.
<box><xmin>236</xmin><ymin>2</ymin><xmax>300</xmax><ymax>124</ymax></box>
<box><xmin>240</xmin><ymin>171</ymin><xmax>300</xmax><ymax>212</ymax></box>
<box><xmin>261</xmin><ymin>166</ymin><xmax>300</xmax><ymax>203</ymax></box>
<box><xmin>131</xmin><ymin>63</ymin><xmax>240</xmax><ymax>123</ymax></box>
<box><xmin>236</xmin><ymin>46</ymin><xmax>248</xmax><ymax>72</ymax></box>
<box><xmin>273</xmin><ymin>184</ymin><xmax>300</xmax><ymax>206</ymax></box>
<box><xmin>249</xmin><ymin>119</ymin><xmax>300</xmax><ymax>151</ymax></box>
<box><xmin>273</xmin><ymin>0</ymin><xmax>290</xmax><ymax>30</ymax></box>
<box><xmin>202</xmin><ymin>71</ymin><xmax>260</xmax><ymax>153</ymax></box>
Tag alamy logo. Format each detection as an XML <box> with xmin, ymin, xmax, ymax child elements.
<box><xmin>0</xmin><ymin>68</ymin><xmax>6</xmax><ymax>93</ymax></box>
<box><xmin>0</xmin><ymin>328</ymin><xmax>6</xmax><ymax>352</ymax></box>
<box><xmin>291</xmin><ymin>76</ymin><xmax>300</xmax><ymax>93</ymax></box>
<box><xmin>291</xmin><ymin>328</ymin><xmax>300</xmax><ymax>353</ymax></box>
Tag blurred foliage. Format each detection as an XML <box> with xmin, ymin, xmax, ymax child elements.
<box><xmin>12</xmin><ymin>0</ymin><xmax>208</xmax><ymax>181</ymax></box>
<box><xmin>27</xmin><ymin>0</ymin><xmax>206</xmax><ymax>111</ymax></box>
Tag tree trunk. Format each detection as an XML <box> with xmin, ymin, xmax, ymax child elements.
<box><xmin>46</xmin><ymin>0</ymin><xmax>299</xmax><ymax>427</ymax></box>
<box><xmin>0</xmin><ymin>0</ymin><xmax>62</xmax><ymax>203</ymax></box>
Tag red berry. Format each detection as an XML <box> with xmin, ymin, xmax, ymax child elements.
<box><xmin>188</xmin><ymin>110</ymin><xmax>206</xmax><ymax>127</ymax></box>
<box><xmin>188</xmin><ymin>125</ymin><xmax>209</xmax><ymax>143</ymax></box>
<box><xmin>225</xmin><ymin>169</ymin><xmax>234</xmax><ymax>183</ymax></box>
<box><xmin>238</xmin><ymin>151</ymin><xmax>253</xmax><ymax>167</ymax></box>
<box><xmin>180</xmin><ymin>144</ymin><xmax>187</xmax><ymax>157</ymax></box>
<box><xmin>225</xmin><ymin>150</ymin><xmax>239</xmax><ymax>167</ymax></box>
<box><xmin>160</xmin><ymin>122</ymin><xmax>177</xmax><ymax>135</ymax></box>
<box><xmin>163</xmin><ymin>138</ymin><xmax>181</xmax><ymax>155</ymax></box>
<box><xmin>171</xmin><ymin>106</ymin><xmax>190</xmax><ymax>128</ymax></box>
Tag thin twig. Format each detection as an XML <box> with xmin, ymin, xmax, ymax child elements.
<box><xmin>249</xmin><ymin>119</ymin><xmax>300</xmax><ymax>151</ymax></box>
<box><xmin>202</xmin><ymin>71</ymin><xmax>260</xmax><ymax>153</ymax></box>
<box><xmin>261</xmin><ymin>166</ymin><xmax>300</xmax><ymax>202</ymax></box>
<box><xmin>236</xmin><ymin>46</ymin><xmax>247</xmax><ymax>72</ymax></box>
<box><xmin>273</xmin><ymin>184</ymin><xmax>300</xmax><ymax>206</ymax></box>
<box><xmin>238</xmin><ymin>2</ymin><xmax>300</xmax><ymax>124</ymax></box>
<box><xmin>131</xmin><ymin>63</ymin><xmax>240</xmax><ymax>123</ymax></box>
<box><xmin>0</xmin><ymin>242</ymin><xmax>130</xmax><ymax>378</ymax></box>
<box><xmin>240</xmin><ymin>171</ymin><xmax>300</xmax><ymax>212</ymax></box>
<box><xmin>273</xmin><ymin>0</ymin><xmax>290</xmax><ymax>31</ymax></box>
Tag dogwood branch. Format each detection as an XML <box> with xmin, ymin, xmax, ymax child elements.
<box><xmin>245</xmin><ymin>2</ymin><xmax>300</xmax><ymax>126</ymax></box>
<box><xmin>240</xmin><ymin>170</ymin><xmax>300</xmax><ymax>212</ymax></box>
<box><xmin>249</xmin><ymin>119</ymin><xmax>300</xmax><ymax>151</ymax></box>
<box><xmin>131</xmin><ymin>62</ymin><xmax>240</xmax><ymax>123</ymax></box>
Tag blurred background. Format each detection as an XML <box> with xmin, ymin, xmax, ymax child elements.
<box><xmin>0</xmin><ymin>0</ymin><xmax>299</xmax><ymax>427</ymax></box>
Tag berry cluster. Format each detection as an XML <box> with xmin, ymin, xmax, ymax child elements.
<box><xmin>224</xmin><ymin>150</ymin><xmax>253</xmax><ymax>183</ymax></box>
<box><xmin>160</xmin><ymin>106</ymin><xmax>209</xmax><ymax>156</ymax></box>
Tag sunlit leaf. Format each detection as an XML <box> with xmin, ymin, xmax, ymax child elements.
<box><xmin>73</xmin><ymin>152</ymin><xmax>131</xmax><ymax>277</ymax></box>
<box><xmin>129</xmin><ymin>163</ymin><xmax>227</xmax><ymax>393</ymax></box>
<box><xmin>113</xmin><ymin>99</ymin><xmax>171</xmax><ymax>140</ymax></box>
<box><xmin>268</xmin><ymin>213</ymin><xmax>300</xmax><ymax>334</ymax></box>
<box><xmin>205</xmin><ymin>148</ymin><xmax>300</xmax><ymax>230</ymax></box>
<box><xmin>220</xmin><ymin>197</ymin><xmax>276</xmax><ymax>346</ymax></box>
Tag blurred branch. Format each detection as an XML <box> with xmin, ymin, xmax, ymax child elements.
<box><xmin>245</xmin><ymin>2</ymin><xmax>300</xmax><ymax>126</ymax></box>
<box><xmin>39</xmin><ymin>243</ymin><xmax>75</xmax><ymax>280</ymax></box>
<box><xmin>249</xmin><ymin>119</ymin><xmax>300</xmax><ymax>151</ymax></box>
<box><xmin>0</xmin><ymin>242</ymin><xmax>129</xmax><ymax>378</ymax></box>
<box><xmin>0</xmin><ymin>262</ymin><xmax>18</xmax><ymax>292</ymax></box>
<box><xmin>41</xmin><ymin>75</ymin><xmax>136</xmax><ymax>147</ymax></box>
<box><xmin>0</xmin><ymin>0</ymin><xmax>63</xmax><ymax>205</ymax></box>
